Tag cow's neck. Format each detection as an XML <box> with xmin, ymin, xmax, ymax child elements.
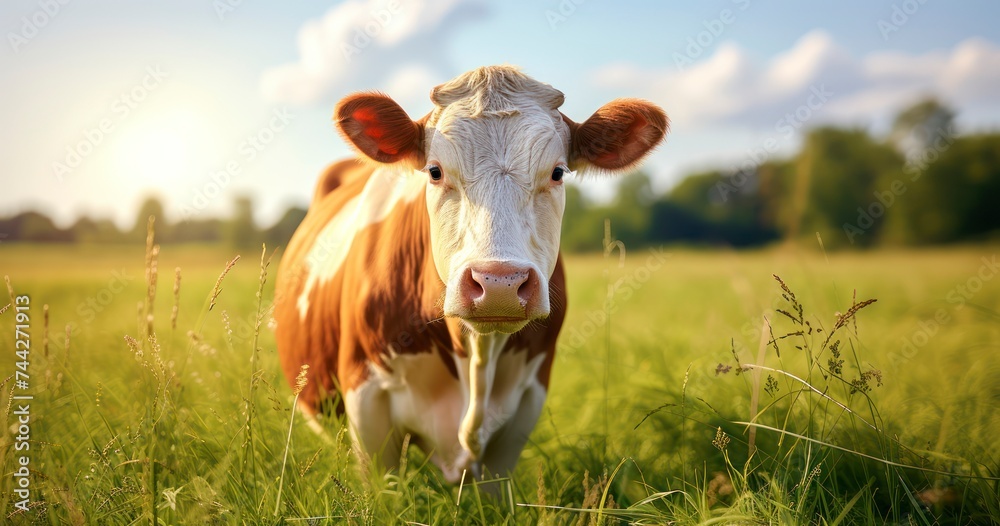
<box><xmin>457</xmin><ymin>329</ymin><xmax>508</xmax><ymax>462</ymax></box>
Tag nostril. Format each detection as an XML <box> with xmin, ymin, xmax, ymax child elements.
<box><xmin>464</xmin><ymin>269</ymin><xmax>485</xmax><ymax>300</ymax></box>
<box><xmin>516</xmin><ymin>271</ymin><xmax>536</xmax><ymax>304</ymax></box>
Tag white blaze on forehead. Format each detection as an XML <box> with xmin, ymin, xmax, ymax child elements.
<box><xmin>427</xmin><ymin>66</ymin><xmax>570</xmax><ymax>191</ymax></box>
<box><xmin>297</xmin><ymin>170</ymin><xmax>424</xmax><ymax>318</ymax></box>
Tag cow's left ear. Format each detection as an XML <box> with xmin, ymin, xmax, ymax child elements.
<box><xmin>335</xmin><ymin>92</ymin><xmax>424</xmax><ymax>168</ymax></box>
<box><xmin>564</xmin><ymin>99</ymin><xmax>668</xmax><ymax>173</ymax></box>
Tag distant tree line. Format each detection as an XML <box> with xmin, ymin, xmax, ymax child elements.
<box><xmin>562</xmin><ymin>99</ymin><xmax>1000</xmax><ymax>251</ymax></box>
<box><xmin>0</xmin><ymin>195</ymin><xmax>306</xmax><ymax>250</ymax></box>
<box><xmin>2</xmin><ymin>100</ymin><xmax>998</xmax><ymax>251</ymax></box>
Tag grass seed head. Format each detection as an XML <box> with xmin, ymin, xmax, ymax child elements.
<box><xmin>124</xmin><ymin>335</ymin><xmax>142</xmax><ymax>360</ymax></box>
<box><xmin>850</xmin><ymin>369</ymin><xmax>883</xmax><ymax>394</ymax></box>
<box><xmin>209</xmin><ymin>255</ymin><xmax>241</xmax><ymax>311</ymax></box>
<box><xmin>765</xmin><ymin>374</ymin><xmax>779</xmax><ymax>396</ymax></box>
<box><xmin>713</xmin><ymin>427</ymin><xmax>731</xmax><ymax>451</ymax></box>
<box><xmin>293</xmin><ymin>364</ymin><xmax>310</xmax><ymax>396</ymax></box>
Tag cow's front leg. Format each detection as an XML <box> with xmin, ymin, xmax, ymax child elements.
<box><xmin>480</xmin><ymin>381</ymin><xmax>546</xmax><ymax>478</ymax></box>
<box><xmin>343</xmin><ymin>378</ymin><xmax>402</xmax><ymax>472</ymax></box>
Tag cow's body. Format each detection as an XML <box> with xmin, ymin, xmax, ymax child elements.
<box><xmin>275</xmin><ymin>159</ymin><xmax>564</xmax><ymax>480</ymax></box>
<box><xmin>274</xmin><ymin>66</ymin><xmax>666</xmax><ymax>481</ymax></box>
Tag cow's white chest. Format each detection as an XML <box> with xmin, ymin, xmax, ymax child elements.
<box><xmin>296</xmin><ymin>170</ymin><xmax>423</xmax><ymax>319</ymax></box>
<box><xmin>344</xmin><ymin>346</ymin><xmax>544</xmax><ymax>482</ymax></box>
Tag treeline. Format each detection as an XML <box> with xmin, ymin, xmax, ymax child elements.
<box><xmin>0</xmin><ymin>196</ymin><xmax>306</xmax><ymax>249</ymax></box>
<box><xmin>3</xmin><ymin>100</ymin><xmax>998</xmax><ymax>251</ymax></box>
<box><xmin>563</xmin><ymin>99</ymin><xmax>1000</xmax><ymax>251</ymax></box>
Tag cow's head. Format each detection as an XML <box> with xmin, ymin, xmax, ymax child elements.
<box><xmin>335</xmin><ymin>66</ymin><xmax>667</xmax><ymax>334</ymax></box>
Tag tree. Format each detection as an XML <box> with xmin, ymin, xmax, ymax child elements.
<box><xmin>172</xmin><ymin>218</ymin><xmax>223</xmax><ymax>243</ymax></box>
<box><xmin>132</xmin><ymin>196</ymin><xmax>168</xmax><ymax>242</ymax></box>
<box><xmin>266</xmin><ymin>206</ymin><xmax>307</xmax><ymax>249</ymax></box>
<box><xmin>884</xmin><ymin>134</ymin><xmax>1000</xmax><ymax>244</ymax></box>
<box><xmin>71</xmin><ymin>216</ymin><xmax>122</xmax><ymax>243</ymax></box>
<box><xmin>224</xmin><ymin>195</ymin><xmax>259</xmax><ymax>249</ymax></box>
<box><xmin>8</xmin><ymin>211</ymin><xmax>71</xmax><ymax>242</ymax></box>
<box><xmin>656</xmin><ymin>169</ymin><xmax>779</xmax><ymax>247</ymax></box>
<box><xmin>792</xmin><ymin>128</ymin><xmax>901</xmax><ymax>247</ymax></box>
<box><xmin>890</xmin><ymin>98</ymin><xmax>956</xmax><ymax>162</ymax></box>
<box><xmin>560</xmin><ymin>183</ymin><xmax>605</xmax><ymax>252</ymax></box>
<box><xmin>607</xmin><ymin>172</ymin><xmax>655</xmax><ymax>248</ymax></box>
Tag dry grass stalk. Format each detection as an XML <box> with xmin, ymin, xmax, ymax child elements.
<box><xmin>209</xmin><ymin>256</ymin><xmax>241</xmax><ymax>311</ymax></box>
<box><xmin>4</xmin><ymin>275</ymin><xmax>14</xmax><ymax>305</ymax></box>
<box><xmin>43</xmin><ymin>304</ymin><xmax>49</xmax><ymax>358</ymax></box>
<box><xmin>275</xmin><ymin>364</ymin><xmax>310</xmax><ymax>516</ymax></box>
<box><xmin>221</xmin><ymin>311</ymin><xmax>234</xmax><ymax>352</ymax></box>
<box><xmin>144</xmin><ymin>216</ymin><xmax>159</xmax><ymax>337</ymax></box>
<box><xmin>171</xmin><ymin>267</ymin><xmax>181</xmax><ymax>330</ymax></box>
<box><xmin>135</xmin><ymin>301</ymin><xmax>144</xmax><ymax>340</ymax></box>
<box><xmin>253</xmin><ymin>244</ymin><xmax>272</xmax><ymax>339</ymax></box>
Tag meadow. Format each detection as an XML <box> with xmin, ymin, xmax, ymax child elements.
<box><xmin>0</xmin><ymin>239</ymin><xmax>998</xmax><ymax>524</ymax></box>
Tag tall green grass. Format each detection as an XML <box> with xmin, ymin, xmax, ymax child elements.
<box><xmin>0</xmin><ymin>231</ymin><xmax>998</xmax><ymax>524</ymax></box>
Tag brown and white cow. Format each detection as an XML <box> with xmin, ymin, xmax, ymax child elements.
<box><xmin>274</xmin><ymin>65</ymin><xmax>667</xmax><ymax>482</ymax></box>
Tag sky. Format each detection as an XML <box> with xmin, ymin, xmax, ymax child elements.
<box><xmin>2</xmin><ymin>0</ymin><xmax>999</xmax><ymax>229</ymax></box>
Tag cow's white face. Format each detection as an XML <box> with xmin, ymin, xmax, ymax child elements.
<box><xmin>422</xmin><ymin>101</ymin><xmax>569</xmax><ymax>334</ymax></box>
<box><xmin>335</xmin><ymin>66</ymin><xmax>668</xmax><ymax>334</ymax></box>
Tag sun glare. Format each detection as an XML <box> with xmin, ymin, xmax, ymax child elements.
<box><xmin>113</xmin><ymin>111</ymin><xmax>209</xmax><ymax>186</ymax></box>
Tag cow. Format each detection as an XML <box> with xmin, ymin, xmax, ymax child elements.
<box><xmin>274</xmin><ymin>65</ymin><xmax>668</xmax><ymax>482</ymax></box>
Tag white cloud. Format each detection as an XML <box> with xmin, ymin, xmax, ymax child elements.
<box><xmin>593</xmin><ymin>30</ymin><xmax>1000</xmax><ymax>131</ymax></box>
<box><xmin>381</xmin><ymin>64</ymin><xmax>440</xmax><ymax>114</ymax></box>
<box><xmin>260</xmin><ymin>0</ymin><xmax>487</xmax><ymax>108</ymax></box>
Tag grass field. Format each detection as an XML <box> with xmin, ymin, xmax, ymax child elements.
<box><xmin>1</xmin><ymin>240</ymin><xmax>998</xmax><ymax>524</ymax></box>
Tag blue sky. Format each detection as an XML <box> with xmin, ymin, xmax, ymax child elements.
<box><xmin>3</xmin><ymin>0</ymin><xmax>999</xmax><ymax>228</ymax></box>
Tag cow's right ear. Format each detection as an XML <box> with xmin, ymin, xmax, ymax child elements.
<box><xmin>335</xmin><ymin>92</ymin><xmax>424</xmax><ymax>168</ymax></box>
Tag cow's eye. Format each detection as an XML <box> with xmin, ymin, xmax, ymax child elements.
<box><xmin>551</xmin><ymin>166</ymin><xmax>565</xmax><ymax>182</ymax></box>
<box><xmin>428</xmin><ymin>165</ymin><xmax>443</xmax><ymax>182</ymax></box>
